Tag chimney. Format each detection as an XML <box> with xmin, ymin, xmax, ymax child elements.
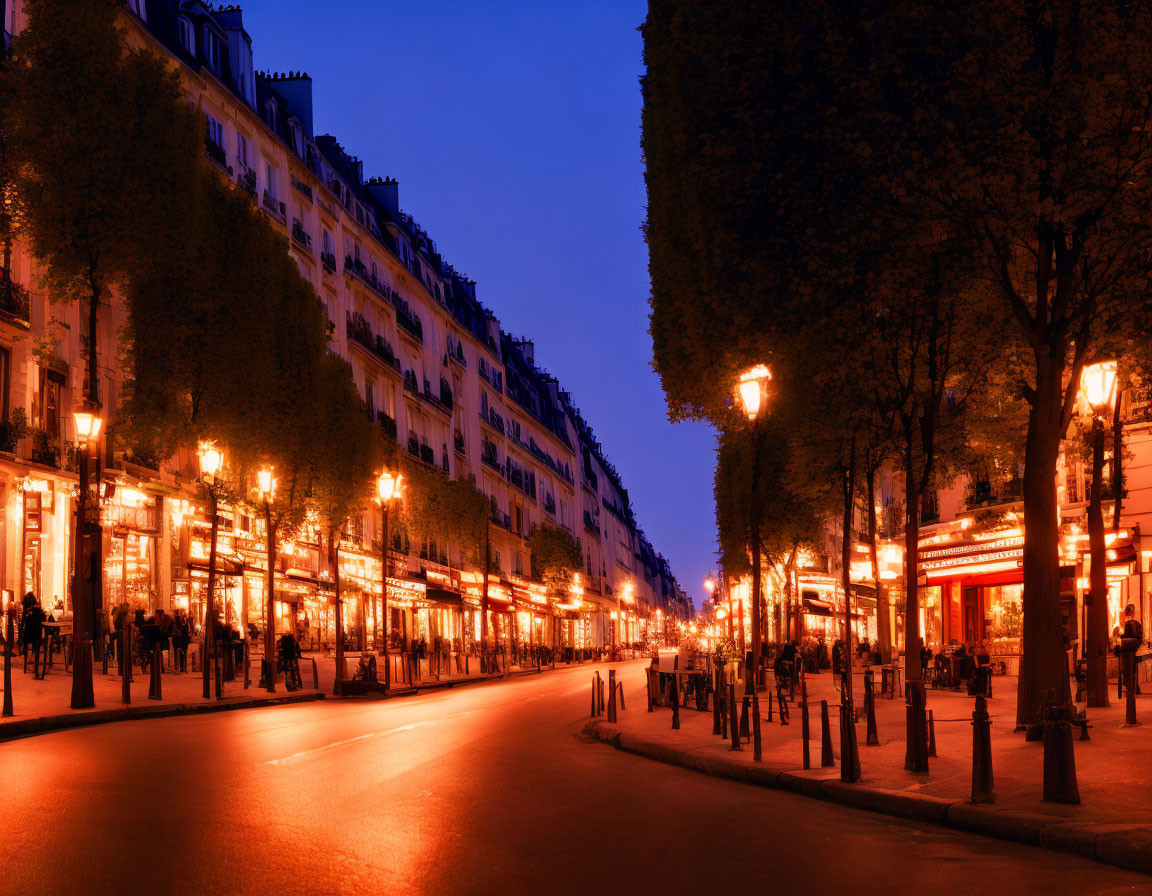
<box><xmin>272</xmin><ymin>71</ymin><xmax>314</xmax><ymax>136</ymax></box>
<box><xmin>513</xmin><ymin>338</ymin><xmax>535</xmax><ymax>366</ymax></box>
<box><xmin>214</xmin><ymin>6</ymin><xmax>256</xmax><ymax>107</ymax></box>
<box><xmin>365</xmin><ymin>177</ymin><xmax>400</xmax><ymax>218</ymax></box>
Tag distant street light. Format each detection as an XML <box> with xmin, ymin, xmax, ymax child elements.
<box><xmin>70</xmin><ymin>402</ymin><xmax>103</xmax><ymax>709</ymax></box>
<box><xmin>257</xmin><ymin>468</ymin><xmax>276</xmax><ymax>693</ymax></box>
<box><xmin>736</xmin><ymin>364</ymin><xmax>772</xmax><ymax>695</ymax></box>
<box><xmin>376</xmin><ymin>469</ymin><xmax>402</xmax><ymax>690</ymax></box>
<box><xmin>199</xmin><ymin>442</ymin><xmax>224</xmax><ymax>700</ymax></box>
<box><xmin>1080</xmin><ymin>360</ymin><xmax>1119</xmax><ymax>709</ymax></box>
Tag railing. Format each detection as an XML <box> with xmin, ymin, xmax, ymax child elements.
<box><xmin>321</xmin><ymin>251</ymin><xmax>337</xmax><ymax>274</ymax></box>
<box><xmin>0</xmin><ymin>277</ymin><xmax>30</xmax><ymax>324</ymax></box>
<box><xmin>479</xmin><ymin>408</ymin><xmax>505</xmax><ymax>436</ymax></box>
<box><xmin>403</xmin><ymin>370</ymin><xmax>419</xmax><ymax>394</ymax></box>
<box><xmin>419</xmin><ymin>443</ymin><xmax>435</xmax><ymax>465</ymax></box>
<box><xmin>290</xmin><ymin>174</ymin><xmax>313</xmax><ymax>202</ymax></box>
<box><xmin>378</xmin><ymin>411</ymin><xmax>397</xmax><ymax>441</ymax></box>
<box><xmin>239</xmin><ymin>167</ymin><xmax>257</xmax><ymax>197</ymax></box>
<box><xmin>291</xmin><ymin>218</ymin><xmax>312</xmax><ymax>252</ymax></box>
<box><xmin>205</xmin><ymin>137</ymin><xmax>230</xmax><ymax>173</ymax></box>
<box><xmin>396</xmin><ymin>305</ymin><xmax>423</xmax><ymax>343</ymax></box>
<box><xmin>454</xmin><ymin>431</ymin><xmax>466</xmax><ymax>454</ymax></box>
<box><xmin>262</xmin><ymin>191</ymin><xmax>285</xmax><ymax>221</ymax></box>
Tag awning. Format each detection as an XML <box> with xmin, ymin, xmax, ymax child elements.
<box><xmin>425</xmin><ymin>587</ymin><xmax>462</xmax><ymax>608</ymax></box>
<box><xmin>803</xmin><ymin>598</ymin><xmax>834</xmax><ymax>617</ymax></box>
<box><xmin>188</xmin><ymin>558</ymin><xmax>244</xmax><ymax>576</ymax></box>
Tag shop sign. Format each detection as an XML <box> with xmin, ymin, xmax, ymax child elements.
<box><xmin>22</xmin><ymin>491</ymin><xmax>40</xmax><ymax>532</ymax></box>
<box><xmin>920</xmin><ymin>535</ymin><xmax>1024</xmax><ymax>577</ymax></box>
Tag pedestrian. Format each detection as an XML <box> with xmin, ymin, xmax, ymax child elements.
<box><xmin>1121</xmin><ymin>604</ymin><xmax>1143</xmax><ymax>696</ymax></box>
<box><xmin>17</xmin><ymin>590</ymin><xmax>35</xmax><ymax>647</ymax></box>
<box><xmin>23</xmin><ymin>598</ymin><xmax>46</xmax><ymax>679</ymax></box>
<box><xmin>171</xmin><ymin>608</ymin><xmax>190</xmax><ymax>673</ymax></box>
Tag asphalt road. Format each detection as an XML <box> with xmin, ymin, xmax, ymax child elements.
<box><xmin>2</xmin><ymin>661</ymin><xmax>1148</xmax><ymax>895</ymax></box>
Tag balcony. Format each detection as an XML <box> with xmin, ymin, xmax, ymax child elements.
<box><xmin>481</xmin><ymin>440</ymin><xmax>501</xmax><ymax>472</ymax></box>
<box><xmin>238</xmin><ymin>167</ymin><xmax>256</xmax><ymax>197</ymax></box>
<box><xmin>346</xmin><ymin>313</ymin><xmax>400</xmax><ymax>372</ymax></box>
<box><xmin>403</xmin><ymin>369</ymin><xmax>419</xmax><ymax>395</ymax></box>
<box><xmin>479</xmin><ymin>407</ymin><xmax>505</xmax><ymax>436</ymax></box>
<box><xmin>407</xmin><ymin>432</ymin><xmax>420</xmax><ymax>457</ymax></box>
<box><xmin>291</xmin><ymin>218</ymin><xmax>312</xmax><ymax>253</ymax></box>
<box><xmin>420</xmin><ymin>443</ymin><xmax>435</xmax><ymax>465</ymax></box>
<box><xmin>321</xmin><ymin>251</ymin><xmax>337</xmax><ymax>275</ymax></box>
<box><xmin>395</xmin><ymin>303</ymin><xmax>423</xmax><ymax>344</ymax></box>
<box><xmin>378</xmin><ymin>411</ymin><xmax>397</xmax><ymax>441</ymax></box>
<box><xmin>583</xmin><ymin>511</ymin><xmax>600</xmax><ymax>536</ymax></box>
<box><xmin>262</xmin><ymin>191</ymin><xmax>286</xmax><ymax>223</ymax></box>
<box><xmin>290</xmin><ymin>174</ymin><xmax>313</xmax><ymax>202</ymax></box>
<box><xmin>454</xmin><ymin>430</ymin><xmax>465</xmax><ymax>454</ymax></box>
<box><xmin>0</xmin><ymin>277</ymin><xmax>30</xmax><ymax>326</ymax></box>
<box><xmin>964</xmin><ymin>476</ymin><xmax>1023</xmax><ymax>511</ymax></box>
<box><xmin>204</xmin><ymin>137</ymin><xmax>231</xmax><ymax>174</ymax></box>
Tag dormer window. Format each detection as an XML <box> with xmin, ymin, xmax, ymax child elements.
<box><xmin>126</xmin><ymin>0</ymin><xmax>146</xmax><ymax>21</ymax></box>
<box><xmin>265</xmin><ymin>98</ymin><xmax>278</xmax><ymax>131</ymax></box>
<box><xmin>178</xmin><ymin>17</ymin><xmax>194</xmax><ymax>55</ymax></box>
<box><xmin>202</xmin><ymin>28</ymin><xmax>220</xmax><ymax>73</ymax></box>
<box><xmin>289</xmin><ymin>121</ymin><xmax>303</xmax><ymax>157</ymax></box>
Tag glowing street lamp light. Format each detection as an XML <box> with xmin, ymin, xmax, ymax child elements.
<box><xmin>703</xmin><ymin>575</ymin><xmax>716</xmax><ymax>596</ymax></box>
<box><xmin>737</xmin><ymin>364</ymin><xmax>772</xmax><ymax>420</ymax></box>
<box><xmin>257</xmin><ymin>468</ymin><xmax>277</xmax><ymax>692</ymax></box>
<box><xmin>1082</xmin><ymin>360</ymin><xmax>1118</xmax><ymax>414</ymax></box>
<box><xmin>376</xmin><ymin>469</ymin><xmax>402</xmax><ymax>690</ymax></box>
<box><xmin>70</xmin><ymin>401</ymin><xmax>104</xmax><ymax>709</ymax></box>
<box><xmin>198</xmin><ymin>442</ymin><xmax>224</xmax><ymax>700</ymax></box>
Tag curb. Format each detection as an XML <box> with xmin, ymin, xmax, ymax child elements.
<box><xmin>0</xmin><ymin>691</ymin><xmax>325</xmax><ymax>742</ymax></box>
<box><xmin>582</xmin><ymin>720</ymin><xmax>1152</xmax><ymax>877</ymax></box>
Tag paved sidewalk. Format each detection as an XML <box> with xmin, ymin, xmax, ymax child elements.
<box><xmin>586</xmin><ymin>668</ymin><xmax>1152</xmax><ymax>876</ymax></box>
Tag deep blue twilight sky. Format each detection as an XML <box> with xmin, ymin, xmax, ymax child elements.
<box><xmin>239</xmin><ymin>0</ymin><xmax>716</xmax><ymax>608</ymax></box>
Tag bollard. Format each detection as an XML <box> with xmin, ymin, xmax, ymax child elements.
<box><xmin>971</xmin><ymin>695</ymin><xmax>995</xmax><ymax>804</ymax></box>
<box><xmin>865</xmin><ymin>671</ymin><xmax>879</xmax><ymax>746</ymax></box>
<box><xmin>646</xmin><ymin>667</ymin><xmax>654</xmax><ymax>713</ymax></box>
<box><xmin>801</xmin><ymin>697</ymin><xmax>811</xmax><ymax>770</ymax></box>
<box><xmin>720</xmin><ymin>686</ymin><xmax>728</xmax><ymax>739</ymax></box>
<box><xmin>752</xmin><ymin>693</ymin><xmax>762</xmax><ymax>762</ymax></box>
<box><xmin>598</xmin><ymin>676</ymin><xmax>605</xmax><ymax>715</ymax></box>
<box><xmin>148</xmin><ymin>646</ymin><xmax>163</xmax><ymax>700</ymax></box>
<box><xmin>618</xmin><ymin>681</ymin><xmax>626</xmax><ymax>712</ymax></box>
<box><xmin>3</xmin><ymin>608</ymin><xmax>13</xmax><ymax>718</ymax></box>
<box><xmin>713</xmin><ymin>671</ymin><xmax>722</xmax><ymax>735</ymax></box>
<box><xmin>840</xmin><ymin>700</ymin><xmax>861</xmax><ymax>783</ymax></box>
<box><xmin>927</xmin><ymin>709</ymin><xmax>937</xmax><ymax>758</ymax></box>
<box><xmin>767</xmin><ymin>688</ymin><xmax>773</xmax><ymax>723</ymax></box>
<box><xmin>121</xmin><ymin>624</ymin><xmax>132</xmax><ymax>705</ymax></box>
<box><xmin>1079</xmin><ymin>711</ymin><xmax>1091</xmax><ymax>741</ymax></box>
<box><xmin>1042</xmin><ymin>701</ymin><xmax>1081</xmax><ymax>804</ymax></box>
<box><xmin>607</xmin><ymin>669</ymin><xmax>617</xmax><ymax>723</ymax></box>
<box><xmin>1125</xmin><ymin>652</ymin><xmax>1139</xmax><ymax>727</ymax></box>
<box><xmin>672</xmin><ymin>675</ymin><xmax>681</xmax><ymax>730</ymax></box>
<box><xmin>728</xmin><ymin>684</ymin><xmax>741</xmax><ymax>751</ymax></box>
<box><xmin>740</xmin><ymin>695</ymin><xmax>750</xmax><ymax>741</ymax></box>
<box><xmin>214</xmin><ymin>647</ymin><xmax>223</xmax><ymax>699</ymax></box>
<box><xmin>591</xmin><ymin>674</ymin><xmax>598</xmax><ymax>717</ymax></box>
<box><xmin>820</xmin><ymin>700</ymin><xmax>835</xmax><ymax>767</ymax></box>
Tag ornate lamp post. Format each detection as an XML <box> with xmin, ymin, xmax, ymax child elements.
<box><xmin>70</xmin><ymin>403</ymin><xmax>102</xmax><ymax>709</ymax></box>
<box><xmin>376</xmin><ymin>468</ymin><xmax>402</xmax><ymax>690</ymax></box>
<box><xmin>1081</xmin><ymin>360</ymin><xmax>1117</xmax><ymax>708</ymax></box>
<box><xmin>737</xmin><ymin>364</ymin><xmax>772</xmax><ymax>694</ymax></box>
<box><xmin>198</xmin><ymin>443</ymin><xmax>223</xmax><ymax>700</ymax></box>
<box><xmin>257</xmin><ymin>468</ymin><xmax>276</xmax><ymax>693</ymax></box>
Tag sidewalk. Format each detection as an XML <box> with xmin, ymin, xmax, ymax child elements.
<box><xmin>585</xmin><ymin>669</ymin><xmax>1152</xmax><ymax>876</ymax></box>
<box><xmin>0</xmin><ymin>654</ymin><xmax>324</xmax><ymax>741</ymax></box>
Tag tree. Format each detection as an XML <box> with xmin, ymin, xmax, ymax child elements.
<box><xmin>308</xmin><ymin>352</ymin><xmax>383</xmax><ymax>695</ymax></box>
<box><xmin>4</xmin><ymin>0</ymin><xmax>201</xmax><ymax>705</ymax></box>
<box><xmin>529</xmin><ymin>521</ymin><xmax>582</xmax><ymax>601</ymax></box>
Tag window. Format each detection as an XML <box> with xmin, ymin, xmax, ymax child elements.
<box><xmin>0</xmin><ymin>347</ymin><xmax>9</xmax><ymax>419</ymax></box>
<box><xmin>322</xmin><ymin>229</ymin><xmax>332</xmax><ymax>256</ymax></box>
<box><xmin>290</xmin><ymin>121</ymin><xmax>303</xmax><ymax>157</ymax></box>
<box><xmin>206</xmin><ymin>114</ymin><xmax>224</xmax><ymax>150</ymax></box>
<box><xmin>366</xmin><ymin>379</ymin><xmax>376</xmax><ymax>413</ymax></box>
<box><xmin>178</xmin><ymin>16</ymin><xmax>194</xmax><ymax>53</ymax></box>
<box><xmin>265</xmin><ymin>163</ymin><xmax>277</xmax><ymax>199</ymax></box>
<box><xmin>237</xmin><ymin>133</ymin><xmax>249</xmax><ymax>169</ymax></box>
<box><xmin>203</xmin><ymin>28</ymin><xmax>220</xmax><ymax>72</ymax></box>
<box><xmin>125</xmin><ymin>0</ymin><xmax>146</xmax><ymax>19</ymax></box>
<box><xmin>43</xmin><ymin>371</ymin><xmax>63</xmax><ymax>438</ymax></box>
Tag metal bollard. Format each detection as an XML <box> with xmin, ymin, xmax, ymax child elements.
<box><xmin>148</xmin><ymin>646</ymin><xmax>163</xmax><ymax>700</ymax></box>
<box><xmin>1042</xmin><ymin>701</ymin><xmax>1081</xmax><ymax>804</ymax></box>
<box><xmin>720</xmin><ymin>686</ymin><xmax>728</xmax><ymax>739</ymax></box>
<box><xmin>607</xmin><ymin>669</ymin><xmax>617</xmax><ymax>723</ymax></box>
<box><xmin>3</xmin><ymin>608</ymin><xmax>13</xmax><ymax>717</ymax></box>
<box><xmin>618</xmin><ymin>681</ymin><xmax>625</xmax><ymax>712</ymax></box>
<box><xmin>971</xmin><ymin>695</ymin><xmax>995</xmax><ymax>804</ymax></box>
<box><xmin>801</xmin><ymin>697</ymin><xmax>811</xmax><ymax>769</ymax></box>
<box><xmin>740</xmin><ymin>695</ymin><xmax>750</xmax><ymax>740</ymax></box>
<box><xmin>121</xmin><ymin>624</ymin><xmax>132</xmax><ymax>705</ymax></box>
<box><xmin>728</xmin><ymin>684</ymin><xmax>741</xmax><ymax>751</ymax></box>
<box><xmin>865</xmin><ymin>670</ymin><xmax>879</xmax><ymax>746</ymax></box>
<box><xmin>905</xmin><ymin>683</ymin><xmax>929</xmax><ymax>773</ymax></box>
<box><xmin>1125</xmin><ymin>652</ymin><xmax>1138</xmax><ymax>727</ymax></box>
<box><xmin>713</xmin><ymin>671</ymin><xmax>722</xmax><ymax>735</ymax></box>
<box><xmin>646</xmin><ymin>667</ymin><xmax>654</xmax><ymax>713</ymax></box>
<box><xmin>598</xmin><ymin>675</ymin><xmax>605</xmax><ymax>715</ymax></box>
<box><xmin>928</xmin><ymin>709</ymin><xmax>937</xmax><ymax>758</ymax></box>
<box><xmin>591</xmin><ymin>674</ymin><xmax>598</xmax><ymax>717</ymax></box>
<box><xmin>840</xmin><ymin>699</ymin><xmax>861</xmax><ymax>783</ymax></box>
<box><xmin>672</xmin><ymin>675</ymin><xmax>681</xmax><ymax>730</ymax></box>
<box><xmin>820</xmin><ymin>700</ymin><xmax>834</xmax><ymax>767</ymax></box>
<box><xmin>767</xmin><ymin>688</ymin><xmax>773</xmax><ymax>722</ymax></box>
<box><xmin>752</xmin><ymin>693</ymin><xmax>762</xmax><ymax>762</ymax></box>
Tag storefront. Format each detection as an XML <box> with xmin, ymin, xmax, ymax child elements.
<box><xmin>102</xmin><ymin>485</ymin><xmax>160</xmax><ymax>613</ymax></box>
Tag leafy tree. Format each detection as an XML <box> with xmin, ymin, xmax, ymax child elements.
<box><xmin>529</xmin><ymin>521</ymin><xmax>582</xmax><ymax>601</ymax></box>
<box><xmin>395</xmin><ymin>460</ymin><xmax>487</xmax><ymax>574</ymax></box>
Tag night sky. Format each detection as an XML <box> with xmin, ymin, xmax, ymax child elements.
<box><xmin>238</xmin><ymin>0</ymin><xmax>716</xmax><ymax>609</ymax></box>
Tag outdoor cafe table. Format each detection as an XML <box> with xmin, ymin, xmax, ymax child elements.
<box><xmin>655</xmin><ymin>667</ymin><xmax>711</xmax><ymax>710</ymax></box>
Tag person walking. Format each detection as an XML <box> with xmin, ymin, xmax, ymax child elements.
<box><xmin>23</xmin><ymin>598</ymin><xmax>46</xmax><ymax>679</ymax></box>
<box><xmin>1120</xmin><ymin>604</ymin><xmax>1143</xmax><ymax>698</ymax></box>
<box><xmin>171</xmin><ymin>608</ymin><xmax>190</xmax><ymax>673</ymax></box>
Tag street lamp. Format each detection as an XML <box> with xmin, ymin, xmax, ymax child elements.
<box><xmin>257</xmin><ymin>468</ymin><xmax>276</xmax><ymax>693</ymax></box>
<box><xmin>70</xmin><ymin>402</ymin><xmax>103</xmax><ymax>709</ymax></box>
<box><xmin>736</xmin><ymin>364</ymin><xmax>772</xmax><ymax>695</ymax></box>
<box><xmin>376</xmin><ymin>469</ymin><xmax>402</xmax><ymax>691</ymax></box>
<box><xmin>1080</xmin><ymin>360</ymin><xmax>1119</xmax><ymax>710</ymax></box>
<box><xmin>198</xmin><ymin>442</ymin><xmax>223</xmax><ymax>700</ymax></box>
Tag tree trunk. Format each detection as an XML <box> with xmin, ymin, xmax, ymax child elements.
<box><xmin>265</xmin><ymin>512</ymin><xmax>276</xmax><ymax>693</ymax></box>
<box><xmin>332</xmin><ymin>528</ymin><xmax>344</xmax><ymax>696</ymax></box>
<box><xmin>842</xmin><ymin>440</ymin><xmax>856</xmax><ymax>705</ymax></box>
<box><xmin>868</xmin><ymin>465</ymin><xmax>890</xmax><ymax>658</ymax></box>
<box><xmin>1016</xmin><ymin>361</ymin><xmax>1072</xmax><ymax>727</ymax></box>
<box><xmin>1086</xmin><ymin>418</ymin><xmax>1110</xmax><ymax>707</ymax></box>
<box><xmin>903</xmin><ymin>460</ymin><xmax>921</xmax><ymax>684</ymax></box>
<box><xmin>481</xmin><ymin>523</ymin><xmax>490</xmax><ymax>669</ymax></box>
<box><xmin>1112</xmin><ymin>387</ymin><xmax>1124</xmax><ymax>532</ymax></box>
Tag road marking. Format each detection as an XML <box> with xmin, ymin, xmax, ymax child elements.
<box><xmin>265</xmin><ymin>722</ymin><xmax>426</xmax><ymax>765</ymax></box>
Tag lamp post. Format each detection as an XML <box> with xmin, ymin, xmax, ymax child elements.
<box><xmin>198</xmin><ymin>443</ymin><xmax>223</xmax><ymax>700</ymax></box>
<box><xmin>737</xmin><ymin>364</ymin><xmax>772</xmax><ymax>695</ymax></box>
<box><xmin>1081</xmin><ymin>360</ymin><xmax>1117</xmax><ymax>708</ymax></box>
<box><xmin>376</xmin><ymin>469</ymin><xmax>401</xmax><ymax>690</ymax></box>
<box><xmin>70</xmin><ymin>403</ymin><xmax>102</xmax><ymax>709</ymax></box>
<box><xmin>257</xmin><ymin>468</ymin><xmax>276</xmax><ymax>693</ymax></box>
